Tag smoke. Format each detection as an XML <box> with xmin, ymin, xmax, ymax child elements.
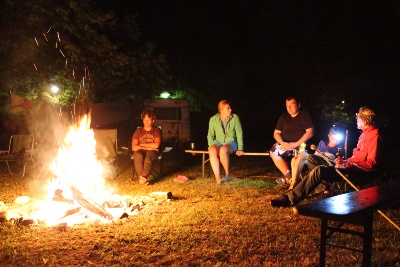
<box><xmin>27</xmin><ymin>100</ymin><xmax>68</xmax><ymax>178</ymax></box>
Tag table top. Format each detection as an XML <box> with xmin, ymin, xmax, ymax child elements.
<box><xmin>295</xmin><ymin>183</ymin><xmax>400</xmax><ymax>221</ymax></box>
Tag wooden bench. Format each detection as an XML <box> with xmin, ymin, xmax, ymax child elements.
<box><xmin>184</xmin><ymin>150</ymin><xmax>269</xmax><ymax>178</ymax></box>
<box><xmin>294</xmin><ymin>183</ymin><xmax>400</xmax><ymax>267</ymax></box>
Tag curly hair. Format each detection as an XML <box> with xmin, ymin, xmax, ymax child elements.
<box><xmin>357</xmin><ymin>106</ymin><xmax>375</xmax><ymax>126</ymax></box>
<box><xmin>141</xmin><ymin>109</ymin><xmax>156</xmax><ymax>120</ymax></box>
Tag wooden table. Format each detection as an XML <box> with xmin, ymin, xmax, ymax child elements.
<box><xmin>184</xmin><ymin>150</ymin><xmax>269</xmax><ymax>178</ymax></box>
<box><xmin>295</xmin><ymin>183</ymin><xmax>400</xmax><ymax>267</ymax></box>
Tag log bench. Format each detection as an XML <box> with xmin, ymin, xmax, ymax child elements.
<box><xmin>294</xmin><ymin>183</ymin><xmax>400</xmax><ymax>267</ymax></box>
<box><xmin>184</xmin><ymin>150</ymin><xmax>269</xmax><ymax>178</ymax></box>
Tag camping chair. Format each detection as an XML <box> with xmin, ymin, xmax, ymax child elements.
<box><xmin>93</xmin><ymin>129</ymin><xmax>120</xmax><ymax>178</ymax></box>
<box><xmin>0</xmin><ymin>134</ymin><xmax>36</xmax><ymax>178</ymax></box>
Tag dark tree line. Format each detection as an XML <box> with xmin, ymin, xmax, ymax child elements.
<box><xmin>0</xmin><ymin>0</ymin><xmax>171</xmax><ymax>111</ymax></box>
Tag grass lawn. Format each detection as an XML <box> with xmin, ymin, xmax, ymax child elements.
<box><xmin>0</xmin><ymin>149</ymin><xmax>399</xmax><ymax>267</ymax></box>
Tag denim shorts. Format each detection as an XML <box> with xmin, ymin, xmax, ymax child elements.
<box><xmin>270</xmin><ymin>142</ymin><xmax>294</xmax><ymax>159</ymax></box>
<box><xmin>211</xmin><ymin>140</ymin><xmax>238</xmax><ymax>152</ymax></box>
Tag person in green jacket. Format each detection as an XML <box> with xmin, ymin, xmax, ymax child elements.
<box><xmin>207</xmin><ymin>100</ymin><xmax>244</xmax><ymax>184</ymax></box>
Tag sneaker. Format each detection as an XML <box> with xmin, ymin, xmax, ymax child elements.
<box><xmin>276</xmin><ymin>178</ymin><xmax>287</xmax><ymax>185</ymax></box>
<box><xmin>271</xmin><ymin>195</ymin><xmax>292</xmax><ymax>208</ymax></box>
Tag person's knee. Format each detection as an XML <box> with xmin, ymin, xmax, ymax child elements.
<box><xmin>270</xmin><ymin>152</ymin><xmax>280</xmax><ymax>161</ymax></box>
<box><xmin>219</xmin><ymin>145</ymin><xmax>231</xmax><ymax>155</ymax></box>
<box><xmin>209</xmin><ymin>145</ymin><xmax>218</xmax><ymax>153</ymax></box>
<box><xmin>298</xmin><ymin>151</ymin><xmax>308</xmax><ymax>160</ymax></box>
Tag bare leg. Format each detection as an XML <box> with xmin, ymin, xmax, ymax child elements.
<box><xmin>219</xmin><ymin>144</ymin><xmax>233</xmax><ymax>181</ymax></box>
<box><xmin>209</xmin><ymin>144</ymin><xmax>222</xmax><ymax>184</ymax></box>
<box><xmin>289</xmin><ymin>151</ymin><xmax>308</xmax><ymax>190</ymax></box>
<box><xmin>270</xmin><ymin>152</ymin><xmax>290</xmax><ymax>177</ymax></box>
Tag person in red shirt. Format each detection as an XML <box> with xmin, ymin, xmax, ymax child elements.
<box><xmin>271</xmin><ymin>106</ymin><xmax>382</xmax><ymax>207</ymax></box>
<box><xmin>132</xmin><ymin>110</ymin><xmax>161</xmax><ymax>185</ymax></box>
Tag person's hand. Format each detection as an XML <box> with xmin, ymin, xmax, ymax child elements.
<box><xmin>280</xmin><ymin>142</ymin><xmax>292</xmax><ymax>151</ymax></box>
<box><xmin>288</xmin><ymin>142</ymin><xmax>299</xmax><ymax>150</ymax></box>
<box><xmin>334</xmin><ymin>157</ymin><xmax>345</xmax><ymax>167</ymax></box>
<box><xmin>324</xmin><ymin>152</ymin><xmax>335</xmax><ymax>160</ymax></box>
<box><xmin>236</xmin><ymin>150</ymin><xmax>244</xmax><ymax>156</ymax></box>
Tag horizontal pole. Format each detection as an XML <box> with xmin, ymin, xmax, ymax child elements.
<box><xmin>184</xmin><ymin>150</ymin><xmax>269</xmax><ymax>156</ymax></box>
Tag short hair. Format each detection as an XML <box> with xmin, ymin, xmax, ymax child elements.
<box><xmin>141</xmin><ymin>109</ymin><xmax>156</xmax><ymax>120</ymax></box>
<box><xmin>218</xmin><ymin>100</ymin><xmax>230</xmax><ymax>113</ymax></box>
<box><xmin>357</xmin><ymin>106</ymin><xmax>375</xmax><ymax>126</ymax></box>
<box><xmin>286</xmin><ymin>97</ymin><xmax>299</xmax><ymax>104</ymax></box>
<box><xmin>329</xmin><ymin>127</ymin><xmax>340</xmax><ymax>136</ymax></box>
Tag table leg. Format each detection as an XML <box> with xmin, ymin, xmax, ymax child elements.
<box><xmin>319</xmin><ymin>219</ymin><xmax>327</xmax><ymax>267</ymax></box>
<box><xmin>202</xmin><ymin>153</ymin><xmax>206</xmax><ymax>179</ymax></box>
<box><xmin>362</xmin><ymin>213</ymin><xmax>373</xmax><ymax>267</ymax></box>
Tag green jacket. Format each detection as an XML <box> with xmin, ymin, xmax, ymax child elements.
<box><xmin>207</xmin><ymin>113</ymin><xmax>244</xmax><ymax>150</ymax></box>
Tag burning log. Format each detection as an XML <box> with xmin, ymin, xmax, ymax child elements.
<box><xmin>52</xmin><ymin>189</ymin><xmax>74</xmax><ymax>205</ymax></box>
<box><xmin>69</xmin><ymin>185</ymin><xmax>114</xmax><ymax>221</ymax></box>
<box><xmin>60</xmin><ymin>207</ymin><xmax>81</xmax><ymax>219</ymax></box>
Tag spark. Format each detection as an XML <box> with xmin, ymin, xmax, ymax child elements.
<box><xmin>65</xmin><ymin>58</ymin><xmax>68</xmax><ymax>68</ymax></box>
<box><xmin>73</xmin><ymin>69</ymin><xmax>75</xmax><ymax>78</ymax></box>
<box><xmin>33</xmin><ymin>63</ymin><xmax>38</xmax><ymax>70</ymax></box>
<box><xmin>47</xmin><ymin>27</ymin><xmax>52</xmax><ymax>33</ymax></box>
<box><xmin>57</xmin><ymin>32</ymin><xmax>61</xmax><ymax>42</ymax></box>
<box><xmin>42</xmin><ymin>33</ymin><xmax>48</xmax><ymax>41</ymax></box>
<box><xmin>60</xmin><ymin>50</ymin><xmax>65</xmax><ymax>57</ymax></box>
<box><xmin>34</xmin><ymin>37</ymin><xmax>39</xmax><ymax>46</ymax></box>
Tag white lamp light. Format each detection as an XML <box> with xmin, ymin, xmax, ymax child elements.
<box><xmin>160</xmin><ymin>92</ymin><xmax>170</xmax><ymax>99</ymax></box>
<box><xmin>51</xmin><ymin>85</ymin><xmax>59</xmax><ymax>94</ymax></box>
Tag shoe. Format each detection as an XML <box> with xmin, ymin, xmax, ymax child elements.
<box><xmin>271</xmin><ymin>195</ymin><xmax>292</xmax><ymax>208</ymax></box>
<box><xmin>221</xmin><ymin>176</ymin><xmax>231</xmax><ymax>183</ymax></box>
<box><xmin>276</xmin><ymin>178</ymin><xmax>287</xmax><ymax>185</ymax></box>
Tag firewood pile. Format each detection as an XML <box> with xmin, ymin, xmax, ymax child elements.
<box><xmin>0</xmin><ymin>188</ymin><xmax>172</xmax><ymax>227</ymax></box>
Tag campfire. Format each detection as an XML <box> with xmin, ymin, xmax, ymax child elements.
<box><xmin>1</xmin><ymin>115</ymin><xmax>169</xmax><ymax>227</ymax></box>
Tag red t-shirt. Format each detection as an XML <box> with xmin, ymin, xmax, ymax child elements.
<box><xmin>132</xmin><ymin>127</ymin><xmax>161</xmax><ymax>145</ymax></box>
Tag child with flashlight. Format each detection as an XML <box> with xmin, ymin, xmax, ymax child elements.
<box><xmin>307</xmin><ymin>127</ymin><xmax>344</xmax><ymax>170</ymax></box>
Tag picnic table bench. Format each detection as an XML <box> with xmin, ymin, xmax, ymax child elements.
<box><xmin>294</xmin><ymin>183</ymin><xmax>400</xmax><ymax>267</ymax></box>
<box><xmin>184</xmin><ymin>150</ymin><xmax>269</xmax><ymax>178</ymax></box>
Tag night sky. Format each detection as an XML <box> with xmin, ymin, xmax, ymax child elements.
<box><xmin>112</xmin><ymin>1</ymin><xmax>400</xmax><ymax>150</ymax></box>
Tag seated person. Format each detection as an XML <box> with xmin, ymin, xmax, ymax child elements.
<box><xmin>307</xmin><ymin>126</ymin><xmax>344</xmax><ymax>170</ymax></box>
<box><xmin>271</xmin><ymin>106</ymin><xmax>382</xmax><ymax>207</ymax></box>
<box><xmin>132</xmin><ymin>110</ymin><xmax>161</xmax><ymax>185</ymax></box>
<box><xmin>270</xmin><ymin>97</ymin><xmax>314</xmax><ymax>190</ymax></box>
<box><xmin>307</xmin><ymin>126</ymin><xmax>344</xmax><ymax>194</ymax></box>
<box><xmin>207</xmin><ymin>100</ymin><xmax>244</xmax><ymax>184</ymax></box>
